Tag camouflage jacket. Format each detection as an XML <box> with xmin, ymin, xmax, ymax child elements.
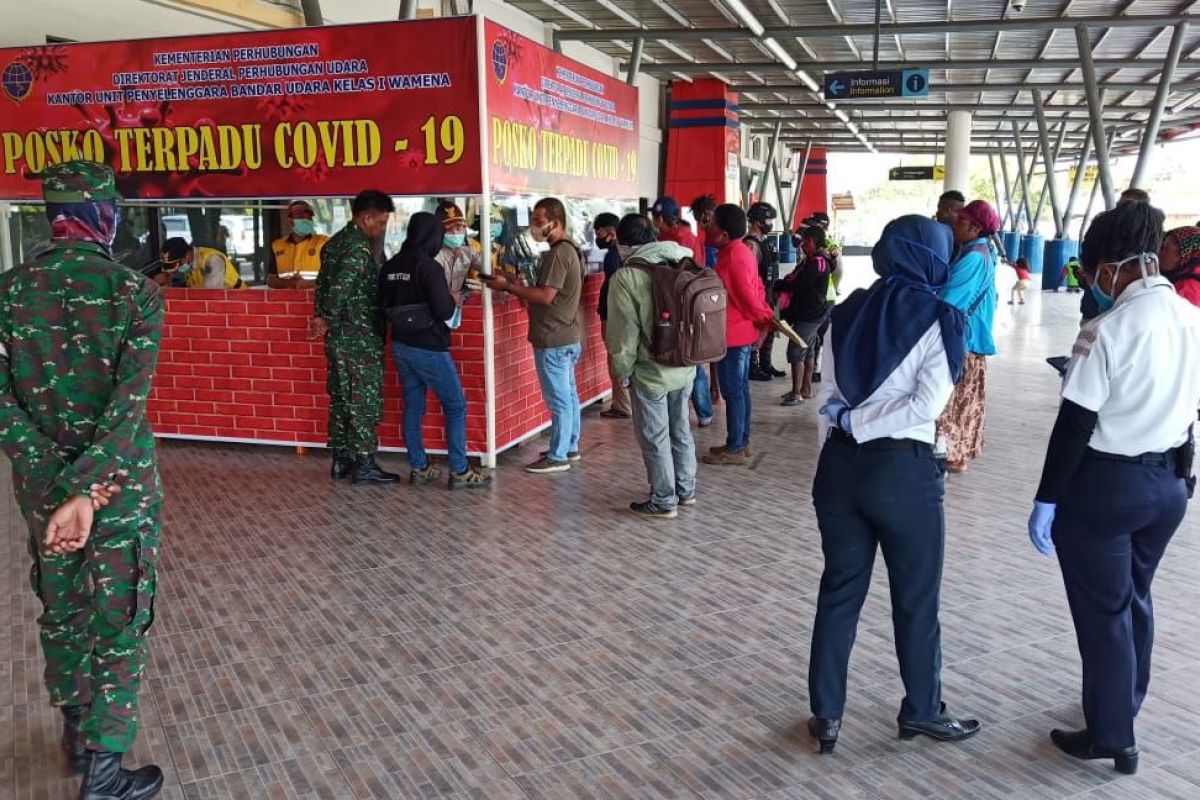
<box><xmin>314</xmin><ymin>223</ymin><xmax>382</xmax><ymax>338</ymax></box>
<box><xmin>0</xmin><ymin>240</ymin><xmax>163</xmax><ymax>517</ymax></box>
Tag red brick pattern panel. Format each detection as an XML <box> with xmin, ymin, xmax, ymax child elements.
<box><xmin>147</xmin><ymin>277</ymin><xmax>610</xmax><ymax>456</ymax></box>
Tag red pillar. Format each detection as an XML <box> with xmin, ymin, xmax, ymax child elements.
<box><xmin>663</xmin><ymin>79</ymin><xmax>741</xmax><ymax>208</ymax></box>
<box><xmin>793</xmin><ymin>148</ymin><xmax>828</xmax><ymax>230</ymax></box>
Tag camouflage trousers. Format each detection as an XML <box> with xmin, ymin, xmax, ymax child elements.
<box><xmin>26</xmin><ymin>501</ymin><xmax>161</xmax><ymax>754</ymax></box>
<box><xmin>326</xmin><ymin>334</ymin><xmax>383</xmax><ymax>454</ymax></box>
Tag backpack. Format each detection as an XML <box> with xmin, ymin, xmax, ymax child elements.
<box><xmin>626</xmin><ymin>256</ymin><xmax>727</xmax><ymax>366</ymax></box>
<box><xmin>743</xmin><ymin>234</ymin><xmax>780</xmax><ymax>286</ymax></box>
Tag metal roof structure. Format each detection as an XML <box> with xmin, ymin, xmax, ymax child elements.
<box><xmin>512</xmin><ymin>0</ymin><xmax>1200</xmax><ymax>158</ymax></box>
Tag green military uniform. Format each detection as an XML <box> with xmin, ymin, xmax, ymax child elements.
<box><xmin>0</xmin><ymin>162</ymin><xmax>163</xmax><ymax>754</ymax></box>
<box><xmin>314</xmin><ymin>223</ymin><xmax>384</xmax><ymax>454</ymax></box>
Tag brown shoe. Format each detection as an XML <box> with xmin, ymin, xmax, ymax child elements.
<box><xmin>703</xmin><ymin>449</ymin><xmax>749</xmax><ymax>466</ymax></box>
<box><xmin>600</xmin><ymin>408</ymin><xmax>631</xmax><ymax>419</ymax></box>
<box><xmin>947</xmin><ymin>460</ymin><xmax>969</xmax><ymax>474</ymax></box>
<box><xmin>708</xmin><ymin>444</ymin><xmax>752</xmax><ymax>457</ymax></box>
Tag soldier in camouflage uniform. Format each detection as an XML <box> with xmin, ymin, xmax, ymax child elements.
<box><xmin>311</xmin><ymin>190</ymin><xmax>399</xmax><ymax>485</ymax></box>
<box><xmin>0</xmin><ymin>162</ymin><xmax>164</xmax><ymax>799</ymax></box>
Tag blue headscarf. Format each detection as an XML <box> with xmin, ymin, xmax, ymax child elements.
<box><xmin>831</xmin><ymin>215</ymin><xmax>966</xmax><ymax>407</ymax></box>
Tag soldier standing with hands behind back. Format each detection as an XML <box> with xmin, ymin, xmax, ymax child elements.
<box><xmin>310</xmin><ymin>190</ymin><xmax>400</xmax><ymax>486</ymax></box>
<box><xmin>0</xmin><ymin>161</ymin><xmax>165</xmax><ymax>799</ymax></box>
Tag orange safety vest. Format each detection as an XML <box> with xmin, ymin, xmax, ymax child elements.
<box><xmin>186</xmin><ymin>246</ymin><xmax>246</xmax><ymax>289</ymax></box>
<box><xmin>272</xmin><ymin>234</ymin><xmax>329</xmax><ymax>278</ymax></box>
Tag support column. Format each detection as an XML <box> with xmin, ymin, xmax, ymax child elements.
<box><xmin>755</xmin><ymin>120</ymin><xmax>783</xmax><ymax>201</ymax></box>
<box><xmin>664</xmin><ymin>79</ymin><xmax>742</xmax><ymax>206</ymax></box>
<box><xmin>626</xmin><ymin>37</ymin><xmax>644</xmax><ymax>86</ymax></box>
<box><xmin>1062</xmin><ymin>121</ymin><xmax>1093</xmax><ymax>233</ymax></box>
<box><xmin>399</xmin><ymin>0</ymin><xmax>418</xmax><ymax>20</ymax></box>
<box><xmin>793</xmin><ymin>147</ymin><xmax>827</xmax><ymax>229</ymax></box>
<box><xmin>300</xmin><ymin>0</ymin><xmax>322</xmax><ymax>24</ymax></box>
<box><xmin>786</xmin><ymin>141</ymin><xmax>812</xmax><ymax>233</ymax></box>
<box><xmin>1032</xmin><ymin>90</ymin><xmax>1066</xmax><ymax>238</ymax></box>
<box><xmin>1075</xmin><ymin>25</ymin><xmax>1116</xmax><ymax>209</ymax></box>
<box><xmin>944</xmin><ymin>110</ymin><xmax>972</xmax><ymax>195</ymax></box>
<box><xmin>1132</xmin><ymin>20</ymin><xmax>1188</xmax><ymax>188</ymax></box>
<box><xmin>996</xmin><ymin>139</ymin><xmax>1017</xmax><ymax>229</ymax></box>
<box><xmin>1010</xmin><ymin>122</ymin><xmax>1035</xmax><ymax>234</ymax></box>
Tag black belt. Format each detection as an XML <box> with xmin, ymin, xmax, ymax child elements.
<box><xmin>828</xmin><ymin>427</ymin><xmax>933</xmax><ymax>454</ymax></box>
<box><xmin>1086</xmin><ymin>447</ymin><xmax>1177</xmax><ymax>467</ymax></box>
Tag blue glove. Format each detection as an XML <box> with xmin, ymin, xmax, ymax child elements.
<box><xmin>820</xmin><ymin>399</ymin><xmax>852</xmax><ymax>433</ymax></box>
<box><xmin>1028</xmin><ymin>501</ymin><xmax>1057</xmax><ymax>556</ymax></box>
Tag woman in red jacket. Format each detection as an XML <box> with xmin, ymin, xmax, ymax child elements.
<box><xmin>702</xmin><ymin>204</ymin><xmax>776</xmax><ymax>466</ymax></box>
<box><xmin>1160</xmin><ymin>227</ymin><xmax>1200</xmax><ymax>309</ymax></box>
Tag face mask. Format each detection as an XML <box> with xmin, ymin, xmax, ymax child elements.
<box><xmin>292</xmin><ymin>219</ymin><xmax>315</xmax><ymax>236</ymax></box>
<box><xmin>1091</xmin><ymin>252</ymin><xmax>1158</xmax><ymax>311</ymax></box>
<box><xmin>530</xmin><ymin>223</ymin><xmax>554</xmax><ymax>243</ymax></box>
<box><xmin>490</xmin><ymin>222</ymin><xmax>503</xmax><ymax>239</ymax></box>
<box><xmin>444</xmin><ymin>233</ymin><xmax>466</xmax><ymax>248</ymax></box>
<box><xmin>596</xmin><ymin>236</ymin><xmax>613</xmax><ymax>250</ymax></box>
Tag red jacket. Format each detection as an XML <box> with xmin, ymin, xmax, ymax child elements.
<box><xmin>660</xmin><ymin>223</ymin><xmax>704</xmax><ymax>264</ymax></box>
<box><xmin>1173</xmin><ymin>271</ymin><xmax>1200</xmax><ymax>309</ymax></box>
<box><xmin>715</xmin><ymin>239</ymin><xmax>774</xmax><ymax>347</ymax></box>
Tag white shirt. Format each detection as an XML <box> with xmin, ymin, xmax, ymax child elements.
<box><xmin>815</xmin><ymin>321</ymin><xmax>956</xmax><ymax>444</ymax></box>
<box><xmin>1063</xmin><ymin>275</ymin><xmax>1200</xmax><ymax>455</ymax></box>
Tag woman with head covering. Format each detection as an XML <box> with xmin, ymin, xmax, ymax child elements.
<box><xmin>936</xmin><ymin>199</ymin><xmax>1001</xmax><ymax>473</ymax></box>
<box><xmin>379</xmin><ymin>212</ymin><xmax>491</xmax><ymax>491</ymax></box>
<box><xmin>1159</xmin><ymin>226</ymin><xmax>1200</xmax><ymax>308</ymax></box>
<box><xmin>806</xmin><ymin>215</ymin><xmax>980</xmax><ymax>755</ymax></box>
<box><xmin>1028</xmin><ymin>202</ymin><xmax>1200</xmax><ymax>774</ymax></box>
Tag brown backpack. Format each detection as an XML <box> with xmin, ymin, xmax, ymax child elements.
<box><xmin>626</xmin><ymin>256</ymin><xmax>728</xmax><ymax>367</ymax></box>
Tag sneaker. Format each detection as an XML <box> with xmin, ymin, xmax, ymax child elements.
<box><xmin>541</xmin><ymin>449</ymin><xmax>581</xmax><ymax>462</ymax></box>
<box><xmin>449</xmin><ymin>468</ymin><xmax>493</xmax><ymax>490</ymax></box>
<box><xmin>703</xmin><ymin>449</ymin><xmax>749</xmax><ymax>466</ymax></box>
<box><xmin>781</xmin><ymin>393</ymin><xmax>802</xmax><ymax>407</ymax></box>
<box><xmin>629</xmin><ymin>500</ymin><xmax>678</xmax><ymax>519</ymax></box>
<box><xmin>600</xmin><ymin>408</ymin><xmax>631</xmax><ymax>419</ymax></box>
<box><xmin>410</xmin><ymin>466</ymin><xmax>442</xmax><ymax>486</ymax></box>
<box><xmin>526</xmin><ymin>456</ymin><xmax>570</xmax><ymax>474</ymax></box>
<box><xmin>708</xmin><ymin>444</ymin><xmax>752</xmax><ymax>457</ymax></box>
<box><xmin>678</xmin><ymin>495</ymin><xmax>697</xmax><ymax>507</ymax></box>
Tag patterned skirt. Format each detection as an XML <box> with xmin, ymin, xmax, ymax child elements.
<box><xmin>938</xmin><ymin>353</ymin><xmax>987</xmax><ymax>463</ymax></box>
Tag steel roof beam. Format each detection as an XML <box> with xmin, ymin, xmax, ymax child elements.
<box><xmin>557</xmin><ymin>13</ymin><xmax>1197</xmax><ymax>43</ymax></box>
<box><xmin>625</xmin><ymin>58</ymin><xmax>1184</xmax><ymax>75</ymax></box>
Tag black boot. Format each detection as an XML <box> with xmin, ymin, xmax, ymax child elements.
<box><xmin>351</xmin><ymin>453</ymin><xmax>400</xmax><ymax>485</ymax></box>
<box><xmin>61</xmin><ymin>705</ymin><xmax>88</xmax><ymax>775</ymax></box>
<box><xmin>330</xmin><ymin>449</ymin><xmax>353</xmax><ymax>480</ymax></box>
<box><xmin>807</xmin><ymin>716</ymin><xmax>841</xmax><ymax>754</ymax></box>
<box><xmin>77</xmin><ymin>751</ymin><xmax>163</xmax><ymax>800</ymax></box>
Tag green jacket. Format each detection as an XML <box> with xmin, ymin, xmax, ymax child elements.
<box><xmin>0</xmin><ymin>240</ymin><xmax>162</xmax><ymax>516</ymax></box>
<box><xmin>605</xmin><ymin>241</ymin><xmax>697</xmax><ymax>395</ymax></box>
<box><xmin>315</xmin><ymin>223</ymin><xmax>382</xmax><ymax>338</ymax></box>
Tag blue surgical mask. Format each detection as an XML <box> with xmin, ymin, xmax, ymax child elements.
<box><xmin>490</xmin><ymin>222</ymin><xmax>503</xmax><ymax>239</ymax></box>
<box><xmin>292</xmin><ymin>219</ymin><xmax>315</xmax><ymax>237</ymax></box>
<box><xmin>1091</xmin><ymin>281</ymin><xmax>1115</xmax><ymax>312</ymax></box>
<box><xmin>1092</xmin><ymin>252</ymin><xmax>1158</xmax><ymax>312</ymax></box>
<box><xmin>444</xmin><ymin>233</ymin><xmax>466</xmax><ymax>248</ymax></box>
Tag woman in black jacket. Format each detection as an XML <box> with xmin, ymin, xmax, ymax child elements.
<box><xmin>379</xmin><ymin>212</ymin><xmax>491</xmax><ymax>490</ymax></box>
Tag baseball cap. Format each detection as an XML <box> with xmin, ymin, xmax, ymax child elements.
<box><xmin>161</xmin><ymin>236</ymin><xmax>191</xmax><ymax>263</ymax></box>
<box><xmin>287</xmin><ymin>200</ymin><xmax>314</xmax><ymax>218</ymax></box>
<box><xmin>650</xmin><ymin>196</ymin><xmax>680</xmax><ymax>221</ymax></box>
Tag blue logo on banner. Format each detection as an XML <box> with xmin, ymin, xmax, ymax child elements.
<box><xmin>491</xmin><ymin>41</ymin><xmax>508</xmax><ymax>84</ymax></box>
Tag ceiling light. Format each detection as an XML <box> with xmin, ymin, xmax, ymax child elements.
<box><xmin>762</xmin><ymin>37</ymin><xmax>797</xmax><ymax>71</ymax></box>
<box><xmin>795</xmin><ymin>70</ymin><xmax>819</xmax><ymax>92</ymax></box>
<box><xmin>719</xmin><ymin>0</ymin><xmax>765</xmax><ymax>37</ymax></box>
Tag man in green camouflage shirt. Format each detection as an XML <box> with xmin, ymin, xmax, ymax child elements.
<box><xmin>0</xmin><ymin>161</ymin><xmax>164</xmax><ymax>798</ymax></box>
<box><xmin>311</xmin><ymin>189</ymin><xmax>399</xmax><ymax>485</ymax></box>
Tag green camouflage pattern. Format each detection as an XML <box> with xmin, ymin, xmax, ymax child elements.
<box><xmin>315</xmin><ymin>223</ymin><xmax>384</xmax><ymax>454</ymax></box>
<box><xmin>0</xmin><ymin>239</ymin><xmax>162</xmax><ymax>753</ymax></box>
<box><xmin>41</xmin><ymin>160</ymin><xmax>122</xmax><ymax>203</ymax></box>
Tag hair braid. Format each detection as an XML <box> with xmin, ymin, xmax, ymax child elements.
<box><xmin>1080</xmin><ymin>201</ymin><xmax>1165</xmax><ymax>274</ymax></box>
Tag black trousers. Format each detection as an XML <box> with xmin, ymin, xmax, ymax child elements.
<box><xmin>1054</xmin><ymin>454</ymin><xmax>1187</xmax><ymax>749</ymax></box>
<box><xmin>809</xmin><ymin>436</ymin><xmax>946</xmax><ymax>722</ymax></box>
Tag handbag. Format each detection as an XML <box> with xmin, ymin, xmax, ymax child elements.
<box><xmin>387</xmin><ymin>303</ymin><xmax>434</xmax><ymax>337</ymax></box>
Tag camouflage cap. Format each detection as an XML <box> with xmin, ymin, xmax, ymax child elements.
<box><xmin>41</xmin><ymin>161</ymin><xmax>122</xmax><ymax>203</ymax></box>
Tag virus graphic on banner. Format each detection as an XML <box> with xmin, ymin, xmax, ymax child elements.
<box><xmin>19</xmin><ymin>46</ymin><xmax>69</xmax><ymax>82</ymax></box>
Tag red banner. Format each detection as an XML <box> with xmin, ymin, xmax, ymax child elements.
<box><xmin>484</xmin><ymin>21</ymin><xmax>639</xmax><ymax>199</ymax></box>
<box><xmin>0</xmin><ymin>18</ymin><xmax>481</xmax><ymax>200</ymax></box>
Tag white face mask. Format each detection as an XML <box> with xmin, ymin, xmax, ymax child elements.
<box><xmin>530</xmin><ymin>222</ymin><xmax>554</xmax><ymax>243</ymax></box>
<box><xmin>1094</xmin><ymin>252</ymin><xmax>1159</xmax><ymax>309</ymax></box>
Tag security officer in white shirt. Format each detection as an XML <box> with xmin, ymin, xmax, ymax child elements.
<box><xmin>806</xmin><ymin>216</ymin><xmax>980</xmax><ymax>755</ymax></box>
<box><xmin>1029</xmin><ymin>201</ymin><xmax>1200</xmax><ymax>775</ymax></box>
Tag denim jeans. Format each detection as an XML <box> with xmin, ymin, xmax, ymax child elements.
<box><xmin>533</xmin><ymin>343</ymin><xmax>582</xmax><ymax>462</ymax></box>
<box><xmin>630</xmin><ymin>378</ymin><xmax>696</xmax><ymax>510</ymax></box>
<box><xmin>391</xmin><ymin>342</ymin><xmax>468</xmax><ymax>474</ymax></box>
<box><xmin>716</xmin><ymin>345</ymin><xmax>753</xmax><ymax>452</ymax></box>
<box><xmin>691</xmin><ymin>366</ymin><xmax>714</xmax><ymax>422</ymax></box>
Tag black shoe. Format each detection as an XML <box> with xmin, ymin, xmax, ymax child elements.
<box><xmin>330</xmin><ymin>449</ymin><xmax>353</xmax><ymax>480</ymax></box>
<box><xmin>629</xmin><ymin>500</ymin><xmax>678</xmax><ymax>519</ymax></box>
<box><xmin>1050</xmin><ymin>728</ymin><xmax>1139</xmax><ymax>774</ymax></box>
<box><xmin>749</xmin><ymin>368</ymin><xmax>773</xmax><ymax>382</ymax></box>
<box><xmin>898</xmin><ymin>703</ymin><xmax>981</xmax><ymax>743</ymax></box>
<box><xmin>808</xmin><ymin>716</ymin><xmax>841</xmax><ymax>754</ymax></box>
<box><xmin>62</xmin><ymin>705</ymin><xmax>88</xmax><ymax>775</ymax></box>
<box><xmin>77</xmin><ymin>751</ymin><xmax>163</xmax><ymax>800</ymax></box>
<box><xmin>768</xmin><ymin>366</ymin><xmax>787</xmax><ymax>378</ymax></box>
<box><xmin>351</xmin><ymin>454</ymin><xmax>400</xmax><ymax>485</ymax></box>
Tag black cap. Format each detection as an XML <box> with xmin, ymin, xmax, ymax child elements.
<box><xmin>161</xmin><ymin>237</ymin><xmax>191</xmax><ymax>262</ymax></box>
<box><xmin>747</xmin><ymin>202</ymin><xmax>777</xmax><ymax>224</ymax></box>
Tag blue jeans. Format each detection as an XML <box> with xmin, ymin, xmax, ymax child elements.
<box><xmin>692</xmin><ymin>366</ymin><xmax>714</xmax><ymax>422</ymax></box>
<box><xmin>716</xmin><ymin>345</ymin><xmax>753</xmax><ymax>451</ymax></box>
<box><xmin>391</xmin><ymin>342</ymin><xmax>468</xmax><ymax>474</ymax></box>
<box><xmin>534</xmin><ymin>343</ymin><xmax>582</xmax><ymax>462</ymax></box>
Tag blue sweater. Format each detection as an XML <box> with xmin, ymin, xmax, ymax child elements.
<box><xmin>939</xmin><ymin>237</ymin><xmax>997</xmax><ymax>356</ymax></box>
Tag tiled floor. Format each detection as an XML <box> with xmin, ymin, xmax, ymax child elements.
<box><xmin>5</xmin><ymin>265</ymin><xmax>1200</xmax><ymax>799</ymax></box>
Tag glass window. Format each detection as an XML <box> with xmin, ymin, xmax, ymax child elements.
<box><xmin>5</xmin><ymin>202</ymin><xmax>152</xmax><ymax>271</ymax></box>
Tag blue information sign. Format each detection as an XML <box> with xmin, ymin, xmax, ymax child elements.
<box><xmin>824</xmin><ymin>68</ymin><xmax>930</xmax><ymax>100</ymax></box>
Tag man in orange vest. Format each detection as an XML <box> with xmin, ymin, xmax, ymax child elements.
<box><xmin>269</xmin><ymin>200</ymin><xmax>329</xmax><ymax>288</ymax></box>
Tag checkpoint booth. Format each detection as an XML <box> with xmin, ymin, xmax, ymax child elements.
<box><xmin>0</xmin><ymin>16</ymin><xmax>641</xmax><ymax>467</ymax></box>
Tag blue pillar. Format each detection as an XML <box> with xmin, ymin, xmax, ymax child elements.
<box><xmin>1042</xmin><ymin>239</ymin><xmax>1080</xmax><ymax>290</ymax></box>
<box><xmin>1001</xmin><ymin>231</ymin><xmax>1021</xmax><ymax>263</ymax></box>
<box><xmin>1020</xmin><ymin>234</ymin><xmax>1045</xmax><ymax>275</ymax></box>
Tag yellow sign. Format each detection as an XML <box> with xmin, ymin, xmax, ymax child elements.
<box><xmin>1068</xmin><ymin>164</ymin><xmax>1099</xmax><ymax>188</ymax></box>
